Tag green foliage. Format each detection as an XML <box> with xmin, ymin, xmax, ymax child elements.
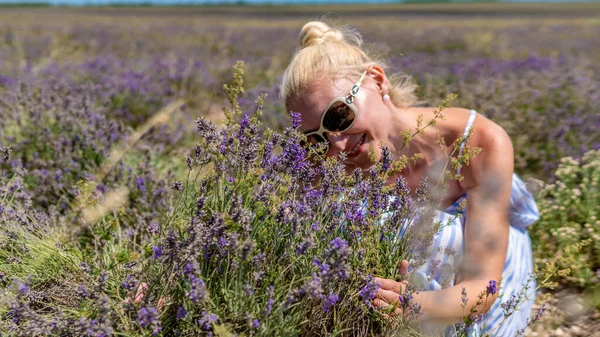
<box><xmin>530</xmin><ymin>150</ymin><xmax>600</xmax><ymax>289</ymax></box>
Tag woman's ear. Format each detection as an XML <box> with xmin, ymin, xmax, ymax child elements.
<box><xmin>367</xmin><ymin>65</ymin><xmax>390</xmax><ymax>96</ymax></box>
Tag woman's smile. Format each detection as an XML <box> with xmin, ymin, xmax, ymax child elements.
<box><xmin>346</xmin><ymin>133</ymin><xmax>367</xmax><ymax>158</ymax></box>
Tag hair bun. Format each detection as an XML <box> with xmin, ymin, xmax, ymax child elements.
<box><xmin>299</xmin><ymin>21</ymin><xmax>345</xmax><ymax>49</ymax></box>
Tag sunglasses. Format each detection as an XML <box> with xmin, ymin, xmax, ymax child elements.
<box><xmin>303</xmin><ymin>70</ymin><xmax>368</xmax><ymax>155</ymax></box>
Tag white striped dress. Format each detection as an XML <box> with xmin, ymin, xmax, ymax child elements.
<box><xmin>407</xmin><ymin>110</ymin><xmax>540</xmax><ymax>336</ymax></box>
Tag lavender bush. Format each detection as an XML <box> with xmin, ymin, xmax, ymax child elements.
<box><xmin>0</xmin><ymin>63</ymin><xmax>558</xmax><ymax>336</ymax></box>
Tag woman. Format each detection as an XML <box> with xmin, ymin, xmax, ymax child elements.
<box><xmin>280</xmin><ymin>21</ymin><xmax>540</xmax><ymax>336</ymax></box>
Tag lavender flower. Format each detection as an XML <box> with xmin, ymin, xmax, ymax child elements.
<box><xmin>147</xmin><ymin>222</ymin><xmax>159</xmax><ymax>235</ymax></box>
<box><xmin>1</xmin><ymin>146</ymin><xmax>12</xmax><ymax>161</ymax></box>
<box><xmin>151</xmin><ymin>246</ymin><xmax>163</xmax><ymax>259</ymax></box>
<box><xmin>303</xmin><ymin>273</ymin><xmax>324</xmax><ymax>300</ymax></box>
<box><xmin>461</xmin><ymin>286</ymin><xmax>468</xmax><ymax>306</ymax></box>
<box><xmin>121</xmin><ymin>275</ymin><xmax>138</xmax><ymax>292</ymax></box>
<box><xmin>486</xmin><ymin>280</ymin><xmax>498</xmax><ymax>296</ymax></box>
<box><xmin>171</xmin><ymin>180</ymin><xmax>183</xmax><ymax>191</ymax></box>
<box><xmin>265</xmin><ymin>285</ymin><xmax>275</xmax><ymax>316</ymax></box>
<box><xmin>243</xmin><ymin>281</ymin><xmax>254</xmax><ymax>296</ymax></box>
<box><xmin>198</xmin><ymin>311</ymin><xmax>217</xmax><ymax>331</ymax></box>
<box><xmin>359</xmin><ymin>275</ymin><xmax>380</xmax><ymax>304</ymax></box>
<box><xmin>323</xmin><ymin>293</ymin><xmax>339</xmax><ymax>313</ymax></box>
<box><xmin>176</xmin><ymin>306</ymin><xmax>188</xmax><ymax>319</ymax></box>
<box><xmin>76</xmin><ymin>285</ymin><xmax>90</xmax><ymax>299</ymax></box>
<box><xmin>186</xmin><ymin>275</ymin><xmax>207</xmax><ymax>303</ymax></box>
<box><xmin>79</xmin><ymin>262</ymin><xmax>91</xmax><ymax>273</ymax></box>
<box><xmin>501</xmin><ymin>294</ymin><xmax>519</xmax><ymax>317</ymax></box>
<box><xmin>380</xmin><ymin>145</ymin><xmax>392</xmax><ymax>172</ymax></box>
<box><xmin>16</xmin><ymin>280</ymin><xmax>29</xmax><ymax>294</ymax></box>
<box><xmin>289</xmin><ymin>111</ymin><xmax>302</xmax><ymax>129</ymax></box>
<box><xmin>136</xmin><ymin>307</ymin><xmax>161</xmax><ymax>335</ymax></box>
<box><xmin>135</xmin><ymin>177</ymin><xmax>146</xmax><ymax>195</ymax></box>
<box><xmin>530</xmin><ymin>303</ymin><xmax>546</xmax><ymax>324</ymax></box>
<box><xmin>296</xmin><ymin>238</ymin><xmax>315</xmax><ymax>255</ymax></box>
<box><xmin>183</xmin><ymin>261</ymin><xmax>199</xmax><ymax>276</ymax></box>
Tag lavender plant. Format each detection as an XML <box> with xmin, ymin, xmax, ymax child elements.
<box><xmin>2</xmin><ymin>63</ymin><xmax>554</xmax><ymax>337</ymax></box>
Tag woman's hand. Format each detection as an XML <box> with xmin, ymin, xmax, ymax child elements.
<box><xmin>373</xmin><ymin>260</ymin><xmax>409</xmax><ymax>310</ymax></box>
<box><xmin>124</xmin><ymin>282</ymin><xmax>167</xmax><ymax>311</ymax></box>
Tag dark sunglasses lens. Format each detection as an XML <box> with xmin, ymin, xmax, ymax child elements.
<box><xmin>306</xmin><ymin>134</ymin><xmax>326</xmax><ymax>145</ymax></box>
<box><xmin>323</xmin><ymin>101</ymin><xmax>355</xmax><ymax>132</ymax></box>
<box><xmin>303</xmin><ymin>134</ymin><xmax>328</xmax><ymax>155</ymax></box>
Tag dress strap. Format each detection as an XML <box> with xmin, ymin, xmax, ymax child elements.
<box><xmin>456</xmin><ymin>110</ymin><xmax>477</xmax><ymax>176</ymax></box>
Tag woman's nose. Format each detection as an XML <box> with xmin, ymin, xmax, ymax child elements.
<box><xmin>325</xmin><ymin>132</ymin><xmax>349</xmax><ymax>155</ymax></box>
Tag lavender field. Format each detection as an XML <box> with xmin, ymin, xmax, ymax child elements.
<box><xmin>1</xmin><ymin>4</ymin><xmax>600</xmax><ymax>336</ymax></box>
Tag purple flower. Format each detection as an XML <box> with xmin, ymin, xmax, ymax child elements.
<box><xmin>530</xmin><ymin>303</ymin><xmax>547</xmax><ymax>324</ymax></box>
<box><xmin>171</xmin><ymin>180</ymin><xmax>183</xmax><ymax>191</ymax></box>
<box><xmin>97</xmin><ymin>270</ymin><xmax>109</xmax><ymax>293</ymax></box>
<box><xmin>196</xmin><ymin>117</ymin><xmax>218</xmax><ymax>143</ymax></box>
<box><xmin>151</xmin><ymin>246</ymin><xmax>163</xmax><ymax>259</ymax></box>
<box><xmin>289</xmin><ymin>111</ymin><xmax>302</xmax><ymax>129</ymax></box>
<box><xmin>328</xmin><ymin>238</ymin><xmax>351</xmax><ymax>258</ymax></box>
<box><xmin>186</xmin><ymin>275</ymin><xmax>207</xmax><ymax>303</ymax></box>
<box><xmin>501</xmin><ymin>294</ymin><xmax>519</xmax><ymax>316</ymax></box>
<box><xmin>17</xmin><ymin>280</ymin><xmax>29</xmax><ymax>294</ymax></box>
<box><xmin>79</xmin><ymin>262</ymin><xmax>91</xmax><ymax>273</ymax></box>
<box><xmin>147</xmin><ymin>222</ymin><xmax>159</xmax><ymax>235</ymax></box>
<box><xmin>121</xmin><ymin>275</ymin><xmax>138</xmax><ymax>291</ymax></box>
<box><xmin>323</xmin><ymin>293</ymin><xmax>339</xmax><ymax>313</ymax></box>
<box><xmin>302</xmin><ymin>273</ymin><xmax>324</xmax><ymax>299</ymax></box>
<box><xmin>136</xmin><ymin>307</ymin><xmax>161</xmax><ymax>335</ymax></box>
<box><xmin>380</xmin><ymin>145</ymin><xmax>392</xmax><ymax>172</ymax></box>
<box><xmin>469</xmin><ymin>313</ymin><xmax>484</xmax><ymax>324</ymax></box>
<box><xmin>198</xmin><ymin>311</ymin><xmax>217</xmax><ymax>331</ymax></box>
<box><xmin>135</xmin><ymin>177</ymin><xmax>146</xmax><ymax>195</ymax></box>
<box><xmin>1</xmin><ymin>146</ymin><xmax>11</xmax><ymax>161</ymax></box>
<box><xmin>183</xmin><ymin>261</ymin><xmax>198</xmax><ymax>276</ymax></box>
<box><xmin>313</xmin><ymin>258</ymin><xmax>331</xmax><ymax>275</ymax></box>
<box><xmin>176</xmin><ymin>306</ymin><xmax>188</xmax><ymax>319</ymax></box>
<box><xmin>265</xmin><ymin>298</ymin><xmax>275</xmax><ymax>316</ymax></box>
<box><xmin>77</xmin><ymin>285</ymin><xmax>90</xmax><ymax>299</ymax></box>
<box><xmin>265</xmin><ymin>285</ymin><xmax>275</xmax><ymax>316</ymax></box>
<box><xmin>359</xmin><ymin>275</ymin><xmax>380</xmax><ymax>302</ymax></box>
<box><xmin>486</xmin><ymin>280</ymin><xmax>498</xmax><ymax>296</ymax></box>
<box><xmin>318</xmin><ymin>238</ymin><xmax>352</xmax><ymax>279</ymax></box>
<box><xmin>296</xmin><ymin>238</ymin><xmax>314</xmax><ymax>255</ymax></box>
<box><xmin>243</xmin><ymin>282</ymin><xmax>254</xmax><ymax>296</ymax></box>
<box><xmin>398</xmin><ymin>290</ymin><xmax>423</xmax><ymax>319</ymax></box>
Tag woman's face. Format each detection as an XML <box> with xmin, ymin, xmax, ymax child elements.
<box><xmin>289</xmin><ymin>74</ymin><xmax>394</xmax><ymax>172</ymax></box>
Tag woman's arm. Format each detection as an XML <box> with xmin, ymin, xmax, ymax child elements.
<box><xmin>375</xmin><ymin>121</ymin><xmax>514</xmax><ymax>325</ymax></box>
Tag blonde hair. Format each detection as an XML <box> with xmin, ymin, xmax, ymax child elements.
<box><xmin>281</xmin><ymin>21</ymin><xmax>418</xmax><ymax>109</ymax></box>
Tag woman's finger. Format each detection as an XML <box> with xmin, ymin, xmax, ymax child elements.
<box><xmin>377</xmin><ymin>288</ymin><xmax>403</xmax><ymax>304</ymax></box>
<box><xmin>134</xmin><ymin>282</ymin><xmax>149</xmax><ymax>304</ymax></box>
<box><xmin>373</xmin><ymin>298</ymin><xmax>389</xmax><ymax>308</ymax></box>
<box><xmin>157</xmin><ymin>296</ymin><xmax>167</xmax><ymax>311</ymax></box>
<box><xmin>374</xmin><ymin>277</ymin><xmax>406</xmax><ymax>294</ymax></box>
<box><xmin>374</xmin><ymin>298</ymin><xmax>402</xmax><ymax>321</ymax></box>
<box><xmin>398</xmin><ymin>260</ymin><xmax>409</xmax><ymax>276</ymax></box>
